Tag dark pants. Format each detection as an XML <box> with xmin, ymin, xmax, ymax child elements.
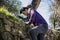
<box><xmin>29</xmin><ymin>24</ymin><xmax>48</xmax><ymax>40</ymax></box>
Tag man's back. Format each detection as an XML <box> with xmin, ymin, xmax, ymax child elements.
<box><xmin>28</xmin><ymin>9</ymin><xmax>47</xmax><ymax>26</ymax></box>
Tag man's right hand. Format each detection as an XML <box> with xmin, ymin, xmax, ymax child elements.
<box><xmin>25</xmin><ymin>22</ymin><xmax>29</xmax><ymax>25</ymax></box>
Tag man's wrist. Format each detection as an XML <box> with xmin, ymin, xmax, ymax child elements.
<box><xmin>25</xmin><ymin>22</ymin><xmax>29</xmax><ymax>24</ymax></box>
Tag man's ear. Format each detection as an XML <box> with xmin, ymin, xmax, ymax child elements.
<box><xmin>25</xmin><ymin>9</ymin><xmax>28</xmax><ymax>12</ymax></box>
<box><xmin>25</xmin><ymin>9</ymin><xmax>28</xmax><ymax>11</ymax></box>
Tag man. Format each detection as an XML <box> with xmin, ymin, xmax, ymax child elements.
<box><xmin>20</xmin><ymin>7</ymin><xmax>48</xmax><ymax>40</ymax></box>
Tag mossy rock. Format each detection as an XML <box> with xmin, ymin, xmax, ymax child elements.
<box><xmin>45</xmin><ymin>29</ymin><xmax>60</xmax><ymax>40</ymax></box>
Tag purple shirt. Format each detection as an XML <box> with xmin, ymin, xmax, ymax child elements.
<box><xmin>27</xmin><ymin>8</ymin><xmax>47</xmax><ymax>26</ymax></box>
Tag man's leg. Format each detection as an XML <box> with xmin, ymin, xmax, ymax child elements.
<box><xmin>29</xmin><ymin>24</ymin><xmax>48</xmax><ymax>40</ymax></box>
<box><xmin>37</xmin><ymin>33</ymin><xmax>45</xmax><ymax>40</ymax></box>
<box><xmin>29</xmin><ymin>29</ymin><xmax>37</xmax><ymax>40</ymax></box>
<box><xmin>37</xmin><ymin>24</ymin><xmax>48</xmax><ymax>40</ymax></box>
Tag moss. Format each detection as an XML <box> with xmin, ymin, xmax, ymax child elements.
<box><xmin>0</xmin><ymin>6</ymin><xmax>19</xmax><ymax>22</ymax></box>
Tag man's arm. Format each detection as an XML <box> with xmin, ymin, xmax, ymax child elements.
<box><xmin>25</xmin><ymin>9</ymin><xmax>35</xmax><ymax>25</ymax></box>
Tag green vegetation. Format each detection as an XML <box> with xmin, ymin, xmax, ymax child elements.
<box><xmin>0</xmin><ymin>0</ymin><xmax>22</xmax><ymax>16</ymax></box>
<box><xmin>0</xmin><ymin>7</ymin><xmax>19</xmax><ymax>22</ymax></box>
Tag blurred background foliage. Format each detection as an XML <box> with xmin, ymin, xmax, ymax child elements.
<box><xmin>0</xmin><ymin>0</ymin><xmax>22</xmax><ymax>16</ymax></box>
<box><xmin>49</xmin><ymin>0</ymin><xmax>60</xmax><ymax>29</ymax></box>
<box><xmin>0</xmin><ymin>7</ymin><xmax>19</xmax><ymax>21</ymax></box>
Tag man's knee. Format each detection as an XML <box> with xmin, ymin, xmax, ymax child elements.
<box><xmin>29</xmin><ymin>29</ymin><xmax>35</xmax><ymax>34</ymax></box>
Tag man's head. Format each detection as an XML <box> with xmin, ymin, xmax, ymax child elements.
<box><xmin>20</xmin><ymin>7</ymin><xmax>28</xmax><ymax>16</ymax></box>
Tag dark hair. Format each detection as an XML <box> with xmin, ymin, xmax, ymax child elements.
<box><xmin>20</xmin><ymin>7</ymin><xmax>28</xmax><ymax>13</ymax></box>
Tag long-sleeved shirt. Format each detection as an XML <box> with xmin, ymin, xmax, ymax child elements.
<box><xmin>27</xmin><ymin>8</ymin><xmax>48</xmax><ymax>26</ymax></box>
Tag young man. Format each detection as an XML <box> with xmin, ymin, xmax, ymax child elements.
<box><xmin>20</xmin><ymin>7</ymin><xmax>48</xmax><ymax>40</ymax></box>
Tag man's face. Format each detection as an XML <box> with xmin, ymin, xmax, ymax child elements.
<box><xmin>22</xmin><ymin>9</ymin><xmax>28</xmax><ymax>16</ymax></box>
